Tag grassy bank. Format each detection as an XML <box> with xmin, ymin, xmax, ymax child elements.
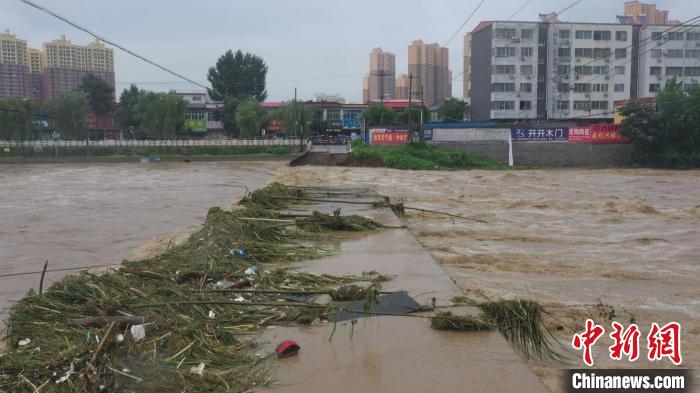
<box><xmin>351</xmin><ymin>142</ymin><xmax>501</xmax><ymax>170</ymax></box>
<box><xmin>0</xmin><ymin>145</ymin><xmax>295</xmax><ymax>159</ymax></box>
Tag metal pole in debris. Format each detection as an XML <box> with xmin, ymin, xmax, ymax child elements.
<box><xmin>39</xmin><ymin>260</ymin><xmax>48</xmax><ymax>294</ymax></box>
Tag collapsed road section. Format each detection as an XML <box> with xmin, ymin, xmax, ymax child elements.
<box><xmin>1</xmin><ymin>183</ymin><xmax>553</xmax><ymax>392</ymax></box>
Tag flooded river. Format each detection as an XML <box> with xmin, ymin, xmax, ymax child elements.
<box><xmin>277</xmin><ymin>166</ymin><xmax>700</xmax><ymax>392</ymax></box>
<box><xmin>0</xmin><ymin>161</ymin><xmax>283</xmax><ymax>319</ymax></box>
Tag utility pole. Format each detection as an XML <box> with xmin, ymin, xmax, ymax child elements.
<box><xmin>408</xmin><ymin>73</ymin><xmax>413</xmax><ymax>106</ymax></box>
<box><xmin>419</xmin><ymin>85</ymin><xmax>425</xmax><ymax>144</ymax></box>
<box><xmin>379</xmin><ymin>71</ymin><xmax>385</xmax><ymax>103</ymax></box>
<box><xmin>294</xmin><ymin>87</ymin><xmax>299</xmax><ymax>145</ymax></box>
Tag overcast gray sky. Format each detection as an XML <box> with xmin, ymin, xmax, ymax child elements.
<box><xmin>2</xmin><ymin>0</ymin><xmax>696</xmax><ymax>102</ymax></box>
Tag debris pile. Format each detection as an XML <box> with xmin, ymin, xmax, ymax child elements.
<box><xmin>0</xmin><ymin>184</ymin><xmax>387</xmax><ymax>392</ymax></box>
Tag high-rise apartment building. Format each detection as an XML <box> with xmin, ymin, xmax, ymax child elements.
<box><xmin>395</xmin><ymin>74</ymin><xmax>410</xmax><ymax>100</ymax></box>
<box><xmin>408</xmin><ymin>40</ymin><xmax>451</xmax><ymax>107</ymax></box>
<box><xmin>469</xmin><ymin>20</ymin><xmax>700</xmax><ymax>122</ymax></box>
<box><xmin>0</xmin><ymin>32</ymin><xmax>115</xmax><ymax>101</ymax></box>
<box><xmin>0</xmin><ymin>29</ymin><xmax>32</xmax><ymax>99</ymax></box>
<box><xmin>620</xmin><ymin>1</ymin><xmax>680</xmax><ymax>25</ymax></box>
<box><xmin>365</xmin><ymin>48</ymin><xmax>395</xmax><ymax>102</ymax></box>
<box><xmin>362</xmin><ymin>74</ymin><xmax>369</xmax><ymax>103</ymax></box>
<box><xmin>41</xmin><ymin>36</ymin><xmax>115</xmax><ymax>101</ymax></box>
<box><xmin>463</xmin><ymin>34</ymin><xmax>471</xmax><ymax>98</ymax></box>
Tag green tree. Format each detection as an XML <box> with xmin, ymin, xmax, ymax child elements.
<box><xmin>79</xmin><ymin>73</ymin><xmax>114</xmax><ymax>115</ymax></box>
<box><xmin>48</xmin><ymin>90</ymin><xmax>90</xmax><ymax>139</ymax></box>
<box><xmin>207</xmin><ymin>50</ymin><xmax>268</xmax><ymax>102</ymax></box>
<box><xmin>620</xmin><ymin>78</ymin><xmax>700</xmax><ymax>167</ymax></box>
<box><xmin>362</xmin><ymin>103</ymin><xmax>395</xmax><ymax>125</ymax></box>
<box><xmin>135</xmin><ymin>92</ymin><xmax>188</xmax><ymax>139</ymax></box>
<box><xmin>235</xmin><ymin>98</ymin><xmax>265</xmax><ymax>138</ymax></box>
<box><xmin>275</xmin><ymin>101</ymin><xmax>313</xmax><ymax>138</ymax></box>
<box><xmin>309</xmin><ymin>109</ymin><xmax>326</xmax><ymax>134</ymax></box>
<box><xmin>115</xmin><ymin>84</ymin><xmax>143</xmax><ymax>129</ymax></box>
<box><xmin>398</xmin><ymin>103</ymin><xmax>429</xmax><ymax>125</ymax></box>
<box><xmin>437</xmin><ymin>98</ymin><xmax>466</xmax><ymax>122</ymax></box>
<box><xmin>0</xmin><ymin>98</ymin><xmax>39</xmax><ymax>140</ymax></box>
<box><xmin>220</xmin><ymin>95</ymin><xmax>241</xmax><ymax>135</ymax></box>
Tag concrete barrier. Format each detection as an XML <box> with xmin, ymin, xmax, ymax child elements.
<box><xmin>432</xmin><ymin>141</ymin><xmax>634</xmax><ymax>167</ymax></box>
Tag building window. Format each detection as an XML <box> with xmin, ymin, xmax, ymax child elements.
<box><xmin>491</xmin><ymin>83</ymin><xmax>515</xmax><ymax>92</ymax></box>
<box><xmin>557</xmin><ymin>65</ymin><xmax>570</xmax><ymax>76</ymax></box>
<box><xmin>520</xmin><ymin>65</ymin><xmax>533</xmax><ymax>75</ymax></box>
<box><xmin>495</xmin><ymin>28</ymin><xmax>517</xmax><ymax>39</ymax></box>
<box><xmin>593</xmin><ymin>31</ymin><xmax>611</xmax><ymax>40</ymax></box>
<box><xmin>616</xmin><ymin>31</ymin><xmax>628</xmax><ymax>41</ymax></box>
<box><xmin>559</xmin><ymin>30</ymin><xmax>571</xmax><ymax>39</ymax></box>
<box><xmin>667</xmin><ymin>32</ymin><xmax>684</xmax><ymax>41</ymax></box>
<box><xmin>575</xmin><ymin>30</ymin><xmax>592</xmax><ymax>39</ymax></box>
<box><xmin>573</xmin><ymin>101</ymin><xmax>591</xmax><ymax>110</ymax></box>
<box><xmin>519</xmin><ymin>101</ymin><xmax>532</xmax><ymax>110</ymax></box>
<box><xmin>591</xmin><ymin>83</ymin><xmax>609</xmax><ymax>92</ymax></box>
<box><xmin>521</xmin><ymin>29</ymin><xmax>533</xmax><ymax>39</ymax></box>
<box><xmin>650</xmin><ymin>67</ymin><xmax>662</xmax><ymax>76</ymax></box>
<box><xmin>687</xmin><ymin>32</ymin><xmax>700</xmax><ymax>41</ymax></box>
<box><xmin>685</xmin><ymin>67</ymin><xmax>700</xmax><ymax>76</ymax></box>
<box><xmin>492</xmin><ymin>101</ymin><xmax>515</xmax><ymax>110</ymax></box>
<box><xmin>666</xmin><ymin>49</ymin><xmax>684</xmax><ymax>58</ymax></box>
<box><xmin>557</xmin><ymin>100</ymin><xmax>569</xmax><ymax>110</ymax></box>
<box><xmin>591</xmin><ymin>101</ymin><xmax>608</xmax><ymax>110</ymax></box>
<box><xmin>651</xmin><ymin>32</ymin><xmax>663</xmax><ymax>40</ymax></box>
<box><xmin>557</xmin><ymin>83</ymin><xmax>569</xmax><ymax>93</ymax></box>
<box><xmin>574</xmin><ymin>83</ymin><xmax>591</xmax><ymax>93</ymax></box>
<box><xmin>649</xmin><ymin>83</ymin><xmax>661</xmax><ymax>93</ymax></box>
<box><xmin>666</xmin><ymin>67</ymin><xmax>683</xmax><ymax>77</ymax></box>
<box><xmin>686</xmin><ymin>50</ymin><xmax>700</xmax><ymax>58</ymax></box>
<box><xmin>593</xmin><ymin>48</ymin><xmax>611</xmax><ymax>58</ymax></box>
<box><xmin>615</xmin><ymin>48</ymin><xmax>627</xmax><ymax>59</ymax></box>
<box><xmin>191</xmin><ymin>96</ymin><xmax>202</xmax><ymax>101</ymax></box>
<box><xmin>495</xmin><ymin>47</ymin><xmax>516</xmax><ymax>57</ymax></box>
<box><xmin>575</xmin><ymin>48</ymin><xmax>593</xmax><ymax>58</ymax></box>
<box><xmin>615</xmin><ymin>66</ymin><xmax>625</xmax><ymax>75</ymax></box>
<box><xmin>574</xmin><ymin>66</ymin><xmax>592</xmax><ymax>76</ymax></box>
<box><xmin>521</xmin><ymin>47</ymin><xmax>533</xmax><ymax>56</ymax></box>
<box><xmin>651</xmin><ymin>49</ymin><xmax>662</xmax><ymax>58</ymax></box>
<box><xmin>592</xmin><ymin>66</ymin><xmax>609</xmax><ymax>75</ymax></box>
<box><xmin>493</xmin><ymin>64</ymin><xmax>516</xmax><ymax>74</ymax></box>
<box><xmin>614</xmin><ymin>83</ymin><xmax>625</xmax><ymax>92</ymax></box>
<box><xmin>557</xmin><ymin>47</ymin><xmax>571</xmax><ymax>57</ymax></box>
<box><xmin>520</xmin><ymin>83</ymin><xmax>532</xmax><ymax>92</ymax></box>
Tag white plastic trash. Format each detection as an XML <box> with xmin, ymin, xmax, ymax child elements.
<box><xmin>130</xmin><ymin>324</ymin><xmax>146</xmax><ymax>342</ymax></box>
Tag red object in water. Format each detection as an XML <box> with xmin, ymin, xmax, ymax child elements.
<box><xmin>276</xmin><ymin>340</ymin><xmax>300</xmax><ymax>358</ymax></box>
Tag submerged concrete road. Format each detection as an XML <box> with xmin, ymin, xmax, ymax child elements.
<box><xmin>261</xmin><ymin>187</ymin><xmax>549</xmax><ymax>393</ymax></box>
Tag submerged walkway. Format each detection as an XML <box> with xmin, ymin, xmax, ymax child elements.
<box><xmin>261</xmin><ymin>187</ymin><xmax>549</xmax><ymax>393</ymax></box>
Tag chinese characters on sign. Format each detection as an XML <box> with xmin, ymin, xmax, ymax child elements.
<box><xmin>567</xmin><ymin>124</ymin><xmax>630</xmax><ymax>143</ymax></box>
<box><xmin>572</xmin><ymin>319</ymin><xmax>682</xmax><ymax>366</ymax></box>
<box><xmin>511</xmin><ymin>127</ymin><xmax>569</xmax><ymax>141</ymax></box>
<box><xmin>369</xmin><ymin>129</ymin><xmax>409</xmax><ymax>145</ymax></box>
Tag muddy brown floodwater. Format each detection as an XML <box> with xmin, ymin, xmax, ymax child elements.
<box><xmin>276</xmin><ymin>166</ymin><xmax>700</xmax><ymax>393</ymax></box>
<box><xmin>0</xmin><ymin>161</ymin><xmax>283</xmax><ymax>325</ymax></box>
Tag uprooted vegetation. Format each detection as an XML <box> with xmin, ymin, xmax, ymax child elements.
<box><xmin>1</xmin><ymin>182</ymin><xmax>565</xmax><ymax>392</ymax></box>
<box><xmin>0</xmin><ymin>183</ymin><xmax>386</xmax><ymax>392</ymax></box>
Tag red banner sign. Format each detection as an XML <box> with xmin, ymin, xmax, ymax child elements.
<box><xmin>568</xmin><ymin>124</ymin><xmax>629</xmax><ymax>143</ymax></box>
<box><xmin>590</xmin><ymin>124</ymin><xmax>630</xmax><ymax>143</ymax></box>
<box><xmin>370</xmin><ymin>130</ymin><xmax>409</xmax><ymax>145</ymax></box>
<box><xmin>568</xmin><ymin>127</ymin><xmax>592</xmax><ymax>142</ymax></box>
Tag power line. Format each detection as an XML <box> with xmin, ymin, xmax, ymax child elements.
<box><xmin>17</xmin><ymin>0</ymin><xmax>207</xmax><ymax>90</ymax></box>
<box><xmin>558</xmin><ymin>0</ymin><xmax>586</xmax><ymax>16</ymax></box>
<box><xmin>445</xmin><ymin>0</ymin><xmax>488</xmax><ymax>47</ymax></box>
<box><xmin>507</xmin><ymin>0</ymin><xmax>534</xmax><ymax>21</ymax></box>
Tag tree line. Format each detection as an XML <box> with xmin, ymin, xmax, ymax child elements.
<box><xmin>620</xmin><ymin>79</ymin><xmax>700</xmax><ymax>167</ymax></box>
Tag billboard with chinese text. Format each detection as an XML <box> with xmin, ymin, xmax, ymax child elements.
<box><xmin>369</xmin><ymin>129</ymin><xmax>409</xmax><ymax>145</ymax></box>
<box><xmin>511</xmin><ymin>127</ymin><xmax>568</xmax><ymax>141</ymax></box>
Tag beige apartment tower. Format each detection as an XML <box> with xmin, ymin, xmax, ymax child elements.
<box><xmin>0</xmin><ymin>29</ymin><xmax>32</xmax><ymax>98</ymax></box>
<box><xmin>623</xmin><ymin>1</ymin><xmax>680</xmax><ymax>25</ymax></box>
<box><xmin>408</xmin><ymin>40</ymin><xmax>451</xmax><ymax>107</ymax></box>
<box><xmin>41</xmin><ymin>36</ymin><xmax>115</xmax><ymax>101</ymax></box>
<box><xmin>463</xmin><ymin>34</ymin><xmax>471</xmax><ymax>99</ymax></box>
<box><xmin>365</xmin><ymin>48</ymin><xmax>395</xmax><ymax>102</ymax></box>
